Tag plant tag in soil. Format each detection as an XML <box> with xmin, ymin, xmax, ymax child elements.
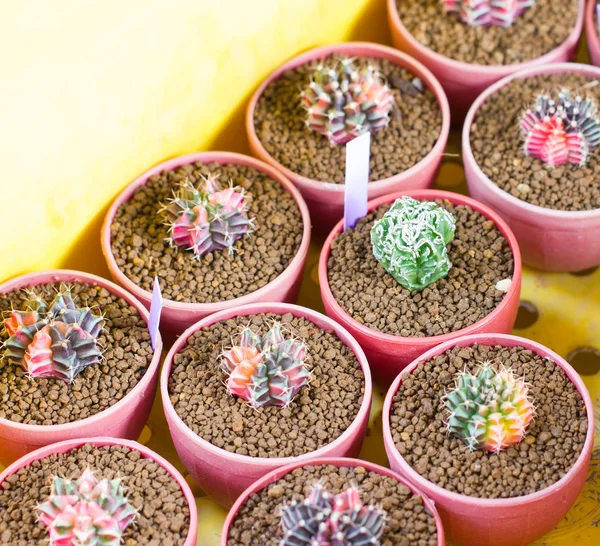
<box><xmin>344</xmin><ymin>131</ymin><xmax>370</xmax><ymax>231</ymax></box>
<box><xmin>149</xmin><ymin>276</ymin><xmax>163</xmax><ymax>350</ymax></box>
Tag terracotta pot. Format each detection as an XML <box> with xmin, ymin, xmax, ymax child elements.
<box><xmin>0</xmin><ymin>437</ymin><xmax>197</xmax><ymax>546</ymax></box>
<box><xmin>160</xmin><ymin>302</ymin><xmax>373</xmax><ymax>508</ymax></box>
<box><xmin>387</xmin><ymin>0</ymin><xmax>585</xmax><ymax>122</ymax></box>
<box><xmin>220</xmin><ymin>457</ymin><xmax>445</xmax><ymax>545</ymax></box>
<box><xmin>101</xmin><ymin>151</ymin><xmax>311</xmax><ymax>339</ymax></box>
<box><xmin>246</xmin><ymin>41</ymin><xmax>450</xmax><ymax>234</ymax></box>
<box><xmin>586</xmin><ymin>0</ymin><xmax>600</xmax><ymax>66</ymax></box>
<box><xmin>0</xmin><ymin>270</ymin><xmax>163</xmax><ymax>466</ymax></box>
<box><xmin>382</xmin><ymin>333</ymin><xmax>595</xmax><ymax>546</ymax></box>
<box><xmin>318</xmin><ymin>189</ymin><xmax>522</xmax><ymax>387</ymax></box>
<box><xmin>463</xmin><ymin>62</ymin><xmax>600</xmax><ymax>272</ymax></box>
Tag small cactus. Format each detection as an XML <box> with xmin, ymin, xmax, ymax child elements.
<box><xmin>221</xmin><ymin>322</ymin><xmax>310</xmax><ymax>409</ymax></box>
<box><xmin>2</xmin><ymin>288</ymin><xmax>103</xmax><ymax>383</ymax></box>
<box><xmin>370</xmin><ymin>196</ymin><xmax>456</xmax><ymax>291</ymax></box>
<box><xmin>300</xmin><ymin>58</ymin><xmax>394</xmax><ymax>145</ymax></box>
<box><xmin>280</xmin><ymin>482</ymin><xmax>386</xmax><ymax>546</ymax></box>
<box><xmin>521</xmin><ymin>89</ymin><xmax>600</xmax><ymax>166</ymax></box>
<box><xmin>441</xmin><ymin>0</ymin><xmax>536</xmax><ymax>28</ymax></box>
<box><xmin>37</xmin><ymin>468</ymin><xmax>137</xmax><ymax>546</ymax></box>
<box><xmin>161</xmin><ymin>174</ymin><xmax>252</xmax><ymax>259</ymax></box>
<box><xmin>445</xmin><ymin>363</ymin><xmax>534</xmax><ymax>453</ymax></box>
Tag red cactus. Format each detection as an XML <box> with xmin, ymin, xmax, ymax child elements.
<box><xmin>441</xmin><ymin>0</ymin><xmax>536</xmax><ymax>28</ymax></box>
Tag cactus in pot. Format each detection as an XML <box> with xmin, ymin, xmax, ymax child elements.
<box><xmin>441</xmin><ymin>0</ymin><xmax>537</xmax><ymax>27</ymax></box>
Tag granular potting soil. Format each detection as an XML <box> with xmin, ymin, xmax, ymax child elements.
<box><xmin>470</xmin><ymin>72</ymin><xmax>600</xmax><ymax>211</ymax></box>
<box><xmin>0</xmin><ymin>282</ymin><xmax>153</xmax><ymax>425</ymax></box>
<box><xmin>168</xmin><ymin>313</ymin><xmax>364</xmax><ymax>458</ymax></box>
<box><xmin>391</xmin><ymin>344</ymin><xmax>588</xmax><ymax>498</ymax></box>
<box><xmin>227</xmin><ymin>463</ymin><xmax>438</xmax><ymax>545</ymax></box>
<box><xmin>396</xmin><ymin>0</ymin><xmax>579</xmax><ymax>65</ymax></box>
<box><xmin>327</xmin><ymin>199</ymin><xmax>514</xmax><ymax>337</ymax></box>
<box><xmin>0</xmin><ymin>444</ymin><xmax>190</xmax><ymax>545</ymax></box>
<box><xmin>253</xmin><ymin>54</ymin><xmax>442</xmax><ymax>183</ymax></box>
<box><xmin>111</xmin><ymin>161</ymin><xmax>303</xmax><ymax>303</ymax></box>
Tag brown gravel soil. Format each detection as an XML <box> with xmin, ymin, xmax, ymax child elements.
<box><xmin>327</xmin><ymin>199</ymin><xmax>514</xmax><ymax>337</ymax></box>
<box><xmin>396</xmin><ymin>0</ymin><xmax>579</xmax><ymax>65</ymax></box>
<box><xmin>0</xmin><ymin>282</ymin><xmax>153</xmax><ymax>425</ymax></box>
<box><xmin>390</xmin><ymin>344</ymin><xmax>588</xmax><ymax>499</ymax></box>
<box><xmin>227</xmin><ymin>463</ymin><xmax>438</xmax><ymax>546</ymax></box>
<box><xmin>111</xmin><ymin>161</ymin><xmax>303</xmax><ymax>303</ymax></box>
<box><xmin>0</xmin><ymin>444</ymin><xmax>190</xmax><ymax>546</ymax></box>
<box><xmin>168</xmin><ymin>313</ymin><xmax>364</xmax><ymax>458</ymax></box>
<box><xmin>470</xmin><ymin>72</ymin><xmax>600</xmax><ymax>211</ymax></box>
<box><xmin>254</xmin><ymin>53</ymin><xmax>442</xmax><ymax>183</ymax></box>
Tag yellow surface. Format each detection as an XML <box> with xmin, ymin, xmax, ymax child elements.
<box><xmin>0</xmin><ymin>0</ymin><xmax>389</xmax><ymax>283</ymax></box>
<box><xmin>1</xmin><ymin>2</ymin><xmax>600</xmax><ymax>545</ymax></box>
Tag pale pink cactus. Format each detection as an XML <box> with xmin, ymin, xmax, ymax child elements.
<box><xmin>521</xmin><ymin>90</ymin><xmax>600</xmax><ymax>167</ymax></box>
<box><xmin>441</xmin><ymin>0</ymin><xmax>536</xmax><ymax>28</ymax></box>
<box><xmin>221</xmin><ymin>323</ymin><xmax>310</xmax><ymax>409</ymax></box>
<box><xmin>161</xmin><ymin>174</ymin><xmax>251</xmax><ymax>259</ymax></box>
<box><xmin>37</xmin><ymin>469</ymin><xmax>137</xmax><ymax>546</ymax></box>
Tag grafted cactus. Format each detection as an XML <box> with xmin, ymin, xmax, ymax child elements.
<box><xmin>221</xmin><ymin>322</ymin><xmax>310</xmax><ymax>409</ymax></box>
<box><xmin>161</xmin><ymin>174</ymin><xmax>251</xmax><ymax>259</ymax></box>
<box><xmin>370</xmin><ymin>197</ymin><xmax>456</xmax><ymax>291</ymax></box>
<box><xmin>445</xmin><ymin>363</ymin><xmax>535</xmax><ymax>453</ymax></box>
<box><xmin>37</xmin><ymin>468</ymin><xmax>137</xmax><ymax>546</ymax></box>
<box><xmin>2</xmin><ymin>288</ymin><xmax>103</xmax><ymax>382</ymax></box>
<box><xmin>280</xmin><ymin>482</ymin><xmax>386</xmax><ymax>545</ymax></box>
<box><xmin>521</xmin><ymin>89</ymin><xmax>600</xmax><ymax>166</ymax></box>
<box><xmin>441</xmin><ymin>0</ymin><xmax>536</xmax><ymax>27</ymax></box>
<box><xmin>300</xmin><ymin>58</ymin><xmax>394</xmax><ymax>145</ymax></box>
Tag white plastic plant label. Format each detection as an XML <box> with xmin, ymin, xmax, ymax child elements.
<box><xmin>344</xmin><ymin>131</ymin><xmax>371</xmax><ymax>231</ymax></box>
<box><xmin>148</xmin><ymin>276</ymin><xmax>163</xmax><ymax>350</ymax></box>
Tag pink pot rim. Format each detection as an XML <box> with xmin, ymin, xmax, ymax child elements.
<box><xmin>586</xmin><ymin>0</ymin><xmax>600</xmax><ymax>57</ymax></box>
<box><xmin>245</xmin><ymin>41</ymin><xmax>450</xmax><ymax>193</ymax></box>
<box><xmin>387</xmin><ymin>0</ymin><xmax>585</xmax><ymax>76</ymax></box>
<box><xmin>221</xmin><ymin>456</ymin><xmax>445</xmax><ymax>545</ymax></box>
<box><xmin>101</xmin><ymin>151</ymin><xmax>311</xmax><ymax>312</ymax></box>
<box><xmin>463</xmin><ymin>62</ymin><xmax>600</xmax><ymax>220</ymax></box>
<box><xmin>0</xmin><ymin>269</ymin><xmax>163</xmax><ymax>434</ymax></box>
<box><xmin>0</xmin><ymin>436</ymin><xmax>197</xmax><ymax>546</ymax></box>
<box><xmin>160</xmin><ymin>302</ymin><xmax>373</xmax><ymax>467</ymax></box>
<box><xmin>382</xmin><ymin>332</ymin><xmax>595</xmax><ymax>507</ymax></box>
<box><xmin>318</xmin><ymin>189</ymin><xmax>522</xmax><ymax>346</ymax></box>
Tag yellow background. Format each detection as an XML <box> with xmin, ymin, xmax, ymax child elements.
<box><xmin>0</xmin><ymin>0</ymin><xmax>389</xmax><ymax>283</ymax></box>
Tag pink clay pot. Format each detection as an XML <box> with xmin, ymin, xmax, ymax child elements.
<box><xmin>318</xmin><ymin>189</ymin><xmax>522</xmax><ymax>387</ymax></box>
<box><xmin>101</xmin><ymin>152</ymin><xmax>311</xmax><ymax>339</ymax></box>
<box><xmin>220</xmin><ymin>457</ymin><xmax>445</xmax><ymax>545</ymax></box>
<box><xmin>0</xmin><ymin>437</ymin><xmax>197</xmax><ymax>546</ymax></box>
<box><xmin>463</xmin><ymin>62</ymin><xmax>600</xmax><ymax>272</ymax></box>
<box><xmin>382</xmin><ymin>333</ymin><xmax>594</xmax><ymax>546</ymax></box>
<box><xmin>387</xmin><ymin>0</ymin><xmax>585</xmax><ymax>122</ymax></box>
<box><xmin>586</xmin><ymin>0</ymin><xmax>600</xmax><ymax>66</ymax></box>
<box><xmin>0</xmin><ymin>270</ymin><xmax>163</xmax><ymax>466</ymax></box>
<box><xmin>246</xmin><ymin>42</ymin><xmax>450</xmax><ymax>234</ymax></box>
<box><xmin>160</xmin><ymin>302</ymin><xmax>373</xmax><ymax>508</ymax></box>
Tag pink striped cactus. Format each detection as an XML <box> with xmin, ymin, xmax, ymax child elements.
<box><xmin>441</xmin><ymin>0</ymin><xmax>536</xmax><ymax>27</ymax></box>
<box><xmin>521</xmin><ymin>90</ymin><xmax>600</xmax><ymax>167</ymax></box>
<box><xmin>280</xmin><ymin>482</ymin><xmax>386</xmax><ymax>545</ymax></box>
<box><xmin>2</xmin><ymin>288</ymin><xmax>103</xmax><ymax>383</ymax></box>
<box><xmin>221</xmin><ymin>322</ymin><xmax>311</xmax><ymax>409</ymax></box>
<box><xmin>300</xmin><ymin>58</ymin><xmax>394</xmax><ymax>145</ymax></box>
<box><xmin>161</xmin><ymin>174</ymin><xmax>251</xmax><ymax>259</ymax></box>
<box><xmin>37</xmin><ymin>469</ymin><xmax>137</xmax><ymax>546</ymax></box>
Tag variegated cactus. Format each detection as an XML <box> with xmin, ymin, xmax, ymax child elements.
<box><xmin>221</xmin><ymin>322</ymin><xmax>310</xmax><ymax>409</ymax></box>
<box><xmin>445</xmin><ymin>363</ymin><xmax>535</xmax><ymax>453</ymax></box>
<box><xmin>280</xmin><ymin>482</ymin><xmax>386</xmax><ymax>545</ymax></box>
<box><xmin>161</xmin><ymin>174</ymin><xmax>252</xmax><ymax>259</ymax></box>
<box><xmin>37</xmin><ymin>468</ymin><xmax>137</xmax><ymax>546</ymax></box>
<box><xmin>300</xmin><ymin>58</ymin><xmax>394</xmax><ymax>145</ymax></box>
<box><xmin>521</xmin><ymin>89</ymin><xmax>600</xmax><ymax>166</ymax></box>
<box><xmin>441</xmin><ymin>0</ymin><xmax>536</xmax><ymax>27</ymax></box>
<box><xmin>2</xmin><ymin>288</ymin><xmax>103</xmax><ymax>382</ymax></box>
